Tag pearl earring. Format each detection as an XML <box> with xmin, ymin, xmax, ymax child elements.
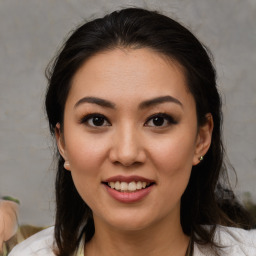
<box><xmin>199</xmin><ymin>156</ymin><xmax>204</xmax><ymax>162</ymax></box>
<box><xmin>64</xmin><ymin>161</ymin><xmax>70</xmax><ymax>170</ymax></box>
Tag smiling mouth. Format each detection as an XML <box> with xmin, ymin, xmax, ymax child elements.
<box><xmin>104</xmin><ymin>181</ymin><xmax>154</xmax><ymax>192</ymax></box>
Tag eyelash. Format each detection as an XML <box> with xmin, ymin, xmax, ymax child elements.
<box><xmin>145</xmin><ymin>113</ymin><xmax>178</xmax><ymax>127</ymax></box>
<box><xmin>79</xmin><ymin>112</ymin><xmax>177</xmax><ymax>128</ymax></box>
<box><xmin>79</xmin><ymin>113</ymin><xmax>111</xmax><ymax>127</ymax></box>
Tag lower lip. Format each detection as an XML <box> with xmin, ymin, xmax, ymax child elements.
<box><xmin>104</xmin><ymin>184</ymin><xmax>154</xmax><ymax>203</ymax></box>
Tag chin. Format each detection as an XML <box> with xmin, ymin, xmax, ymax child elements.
<box><xmin>100</xmin><ymin>210</ymin><xmax>158</xmax><ymax>232</ymax></box>
<box><xmin>112</xmin><ymin>220</ymin><xmax>153</xmax><ymax>232</ymax></box>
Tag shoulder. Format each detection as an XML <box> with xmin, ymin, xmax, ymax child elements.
<box><xmin>9</xmin><ymin>226</ymin><xmax>56</xmax><ymax>256</ymax></box>
<box><xmin>194</xmin><ymin>225</ymin><xmax>256</xmax><ymax>256</ymax></box>
<box><xmin>215</xmin><ymin>225</ymin><xmax>256</xmax><ymax>246</ymax></box>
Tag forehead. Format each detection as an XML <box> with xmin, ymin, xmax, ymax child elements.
<box><xmin>67</xmin><ymin>48</ymin><xmax>194</xmax><ymax>108</ymax></box>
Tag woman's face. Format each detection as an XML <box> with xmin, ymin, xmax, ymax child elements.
<box><xmin>56</xmin><ymin>48</ymin><xmax>212</xmax><ymax>231</ymax></box>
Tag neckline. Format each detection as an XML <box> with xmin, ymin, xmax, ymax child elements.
<box><xmin>75</xmin><ymin>236</ymin><xmax>193</xmax><ymax>256</ymax></box>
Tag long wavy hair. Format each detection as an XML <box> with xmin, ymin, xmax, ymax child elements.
<box><xmin>45</xmin><ymin>8</ymin><xmax>253</xmax><ymax>256</ymax></box>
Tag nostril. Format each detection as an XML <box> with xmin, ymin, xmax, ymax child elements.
<box><xmin>111</xmin><ymin>160</ymin><xmax>143</xmax><ymax>167</ymax></box>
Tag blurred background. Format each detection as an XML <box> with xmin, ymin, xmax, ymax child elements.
<box><xmin>0</xmin><ymin>0</ymin><xmax>255</xmax><ymax>226</ymax></box>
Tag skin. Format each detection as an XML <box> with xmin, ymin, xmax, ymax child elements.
<box><xmin>56</xmin><ymin>48</ymin><xmax>213</xmax><ymax>256</ymax></box>
<box><xmin>0</xmin><ymin>200</ymin><xmax>19</xmax><ymax>252</ymax></box>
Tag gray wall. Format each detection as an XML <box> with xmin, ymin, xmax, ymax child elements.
<box><xmin>0</xmin><ymin>0</ymin><xmax>255</xmax><ymax>226</ymax></box>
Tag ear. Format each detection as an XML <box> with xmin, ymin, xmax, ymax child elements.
<box><xmin>193</xmin><ymin>113</ymin><xmax>214</xmax><ymax>165</ymax></box>
<box><xmin>55</xmin><ymin>123</ymin><xmax>71</xmax><ymax>170</ymax></box>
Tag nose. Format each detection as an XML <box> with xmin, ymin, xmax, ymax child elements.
<box><xmin>109</xmin><ymin>124</ymin><xmax>146</xmax><ymax>167</ymax></box>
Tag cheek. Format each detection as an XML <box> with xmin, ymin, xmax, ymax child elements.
<box><xmin>149</xmin><ymin>132</ymin><xmax>196</xmax><ymax>195</ymax></box>
<box><xmin>63</xmin><ymin>134</ymin><xmax>109</xmax><ymax>199</ymax></box>
<box><xmin>65</xmin><ymin>133</ymin><xmax>108</xmax><ymax>172</ymax></box>
<box><xmin>152</xmin><ymin>133</ymin><xmax>196</xmax><ymax>172</ymax></box>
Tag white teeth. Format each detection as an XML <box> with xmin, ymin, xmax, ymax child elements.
<box><xmin>109</xmin><ymin>182</ymin><xmax>115</xmax><ymax>189</ymax></box>
<box><xmin>128</xmin><ymin>181</ymin><xmax>137</xmax><ymax>191</ymax></box>
<box><xmin>120</xmin><ymin>182</ymin><xmax>128</xmax><ymax>191</ymax></box>
<box><xmin>136</xmin><ymin>181</ymin><xmax>142</xmax><ymax>189</ymax></box>
<box><xmin>107</xmin><ymin>181</ymin><xmax>152</xmax><ymax>192</ymax></box>
<box><xmin>115</xmin><ymin>181</ymin><xmax>120</xmax><ymax>190</ymax></box>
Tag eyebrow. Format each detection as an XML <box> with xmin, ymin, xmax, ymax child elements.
<box><xmin>74</xmin><ymin>97</ymin><xmax>116</xmax><ymax>109</ymax></box>
<box><xmin>139</xmin><ymin>95</ymin><xmax>183</xmax><ymax>109</ymax></box>
<box><xmin>74</xmin><ymin>95</ymin><xmax>182</xmax><ymax>109</ymax></box>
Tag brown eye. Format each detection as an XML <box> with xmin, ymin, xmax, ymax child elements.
<box><xmin>151</xmin><ymin>116</ymin><xmax>165</xmax><ymax>126</ymax></box>
<box><xmin>145</xmin><ymin>113</ymin><xmax>177</xmax><ymax>127</ymax></box>
<box><xmin>80</xmin><ymin>114</ymin><xmax>110</xmax><ymax>127</ymax></box>
<box><xmin>91</xmin><ymin>116</ymin><xmax>105</xmax><ymax>126</ymax></box>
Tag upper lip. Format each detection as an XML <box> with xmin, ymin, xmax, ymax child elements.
<box><xmin>103</xmin><ymin>175</ymin><xmax>155</xmax><ymax>183</ymax></box>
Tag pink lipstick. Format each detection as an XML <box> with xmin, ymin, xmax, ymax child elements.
<box><xmin>102</xmin><ymin>175</ymin><xmax>155</xmax><ymax>203</ymax></box>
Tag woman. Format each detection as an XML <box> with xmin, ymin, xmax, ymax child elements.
<box><xmin>10</xmin><ymin>7</ymin><xmax>256</xmax><ymax>256</ymax></box>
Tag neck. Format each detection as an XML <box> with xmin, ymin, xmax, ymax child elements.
<box><xmin>84</xmin><ymin>214</ymin><xmax>189</xmax><ymax>256</ymax></box>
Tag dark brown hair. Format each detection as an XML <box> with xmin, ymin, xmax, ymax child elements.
<box><xmin>45</xmin><ymin>8</ymin><xmax>254</xmax><ymax>256</ymax></box>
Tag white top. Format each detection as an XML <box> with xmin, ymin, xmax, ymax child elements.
<box><xmin>9</xmin><ymin>225</ymin><xmax>256</xmax><ymax>256</ymax></box>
